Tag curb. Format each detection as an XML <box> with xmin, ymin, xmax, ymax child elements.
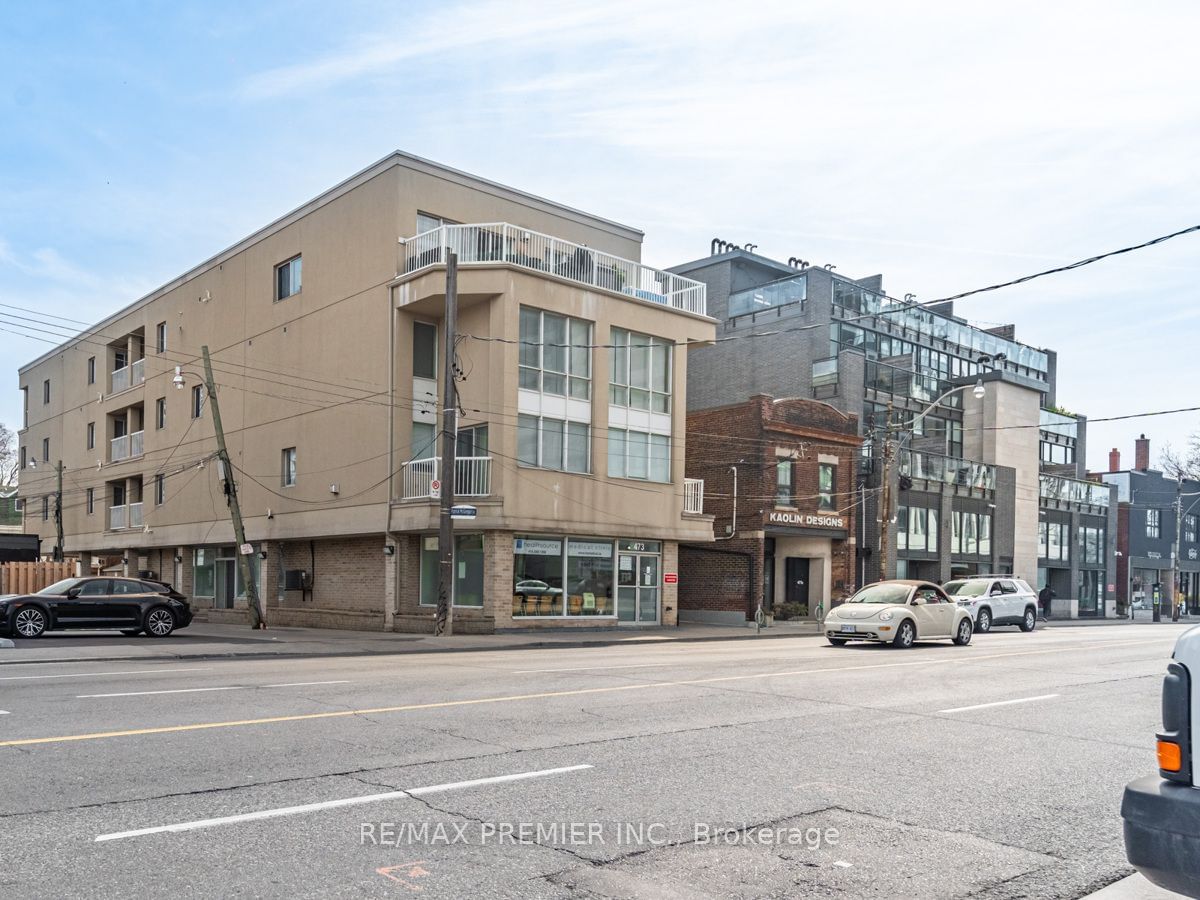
<box><xmin>0</xmin><ymin>627</ymin><xmax>824</xmax><ymax>666</ymax></box>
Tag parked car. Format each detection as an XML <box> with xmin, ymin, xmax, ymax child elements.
<box><xmin>942</xmin><ymin>576</ymin><xmax>1039</xmax><ymax>633</ymax></box>
<box><xmin>824</xmin><ymin>580</ymin><xmax>974</xmax><ymax>649</ymax></box>
<box><xmin>0</xmin><ymin>577</ymin><xmax>192</xmax><ymax>638</ymax></box>
<box><xmin>1122</xmin><ymin>625</ymin><xmax>1200</xmax><ymax>898</ymax></box>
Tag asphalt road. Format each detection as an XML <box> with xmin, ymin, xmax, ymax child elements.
<box><xmin>0</xmin><ymin>624</ymin><xmax>1190</xmax><ymax>899</ymax></box>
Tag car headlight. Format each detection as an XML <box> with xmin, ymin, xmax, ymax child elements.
<box><xmin>879</xmin><ymin>610</ymin><xmax>893</xmax><ymax>621</ymax></box>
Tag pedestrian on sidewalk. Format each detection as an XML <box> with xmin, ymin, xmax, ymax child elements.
<box><xmin>1038</xmin><ymin>584</ymin><xmax>1055</xmax><ymax>621</ymax></box>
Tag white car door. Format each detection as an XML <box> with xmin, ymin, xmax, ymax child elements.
<box><xmin>998</xmin><ymin>579</ymin><xmax>1021</xmax><ymax>621</ymax></box>
<box><xmin>913</xmin><ymin>585</ymin><xmax>954</xmax><ymax>637</ymax></box>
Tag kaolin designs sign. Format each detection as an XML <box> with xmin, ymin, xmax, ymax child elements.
<box><xmin>768</xmin><ymin>511</ymin><xmax>845</xmax><ymax>529</ymax></box>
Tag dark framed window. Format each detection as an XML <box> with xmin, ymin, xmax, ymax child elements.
<box><xmin>413</xmin><ymin>322</ymin><xmax>437</xmax><ymax>379</ymax></box>
<box><xmin>1147</xmin><ymin>509</ymin><xmax>1161</xmax><ymax>539</ymax></box>
<box><xmin>87</xmin><ymin>357</ymin><xmax>96</xmax><ymax>385</ymax></box>
<box><xmin>275</xmin><ymin>255</ymin><xmax>302</xmax><ymax>301</ymax></box>
<box><xmin>86</xmin><ymin>422</ymin><xmax>95</xmax><ymax>451</ymax></box>
<box><xmin>86</xmin><ymin>487</ymin><xmax>94</xmax><ymax>515</ymax></box>
<box><xmin>282</xmin><ymin>447</ymin><xmax>297</xmax><ymax>487</ymax></box>
<box><xmin>43</xmin><ymin>379</ymin><xmax>50</xmax><ymax>404</ymax></box>
<box><xmin>42</xmin><ymin>437</ymin><xmax>49</xmax><ymax>462</ymax></box>
<box><xmin>155</xmin><ymin>321</ymin><xmax>167</xmax><ymax>354</ymax></box>
<box><xmin>155</xmin><ymin>397</ymin><xmax>166</xmax><ymax>430</ymax></box>
<box><xmin>775</xmin><ymin>459</ymin><xmax>793</xmax><ymax>506</ymax></box>
<box><xmin>155</xmin><ymin>474</ymin><xmax>166</xmax><ymax>506</ymax></box>
<box><xmin>191</xmin><ymin>385</ymin><xmax>204</xmax><ymax>419</ymax></box>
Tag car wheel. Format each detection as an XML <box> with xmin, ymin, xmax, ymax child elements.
<box><xmin>14</xmin><ymin>606</ymin><xmax>47</xmax><ymax>638</ymax></box>
<box><xmin>975</xmin><ymin>608</ymin><xmax>992</xmax><ymax>633</ymax></box>
<box><xmin>892</xmin><ymin>619</ymin><xmax>915</xmax><ymax>649</ymax></box>
<box><xmin>828</xmin><ymin>636</ymin><xmax>849</xmax><ymax>646</ymax></box>
<box><xmin>1020</xmin><ymin>607</ymin><xmax>1037</xmax><ymax>632</ymax></box>
<box><xmin>121</xmin><ymin>629</ymin><xmax>142</xmax><ymax>637</ymax></box>
<box><xmin>145</xmin><ymin>607</ymin><xmax>176</xmax><ymax>638</ymax></box>
<box><xmin>953</xmin><ymin>617</ymin><xmax>973</xmax><ymax>646</ymax></box>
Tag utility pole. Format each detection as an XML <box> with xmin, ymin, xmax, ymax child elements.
<box><xmin>877</xmin><ymin>402</ymin><xmax>894</xmax><ymax>582</ymax></box>
<box><xmin>201</xmin><ymin>346</ymin><xmax>266</xmax><ymax>630</ymax></box>
<box><xmin>435</xmin><ymin>252</ymin><xmax>458</xmax><ymax>637</ymax></box>
<box><xmin>53</xmin><ymin>460</ymin><xmax>64</xmax><ymax>562</ymax></box>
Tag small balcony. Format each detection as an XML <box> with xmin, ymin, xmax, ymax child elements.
<box><xmin>400</xmin><ymin>223</ymin><xmax>707</xmax><ymax>316</ymax></box>
<box><xmin>402</xmin><ymin>456</ymin><xmax>492</xmax><ymax>500</ymax></box>
<box><xmin>111</xmin><ymin>359</ymin><xmax>145</xmax><ymax>394</ymax></box>
<box><xmin>684</xmin><ymin>478</ymin><xmax>705</xmax><ymax>514</ymax></box>
<box><xmin>110</xmin><ymin>430</ymin><xmax>144</xmax><ymax>463</ymax></box>
<box><xmin>108</xmin><ymin>502</ymin><xmax>144</xmax><ymax>531</ymax></box>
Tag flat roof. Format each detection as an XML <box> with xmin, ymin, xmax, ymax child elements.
<box><xmin>20</xmin><ymin>150</ymin><xmax>644</xmax><ymax>373</ymax></box>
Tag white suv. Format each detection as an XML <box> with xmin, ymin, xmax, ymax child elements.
<box><xmin>942</xmin><ymin>576</ymin><xmax>1039</xmax><ymax>634</ymax></box>
<box><xmin>1122</xmin><ymin>626</ymin><xmax>1200</xmax><ymax>896</ymax></box>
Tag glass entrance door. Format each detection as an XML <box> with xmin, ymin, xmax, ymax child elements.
<box><xmin>215</xmin><ymin>557</ymin><xmax>237</xmax><ymax>610</ymax></box>
<box><xmin>617</xmin><ymin>553</ymin><xmax>659</xmax><ymax>624</ymax></box>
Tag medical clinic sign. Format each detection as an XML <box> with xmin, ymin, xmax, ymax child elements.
<box><xmin>767</xmin><ymin>512</ymin><xmax>846</xmax><ymax>529</ymax></box>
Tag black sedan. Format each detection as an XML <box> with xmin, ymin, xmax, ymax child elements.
<box><xmin>0</xmin><ymin>577</ymin><xmax>193</xmax><ymax>638</ymax></box>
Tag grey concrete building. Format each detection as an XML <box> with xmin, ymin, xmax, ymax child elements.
<box><xmin>671</xmin><ymin>247</ymin><xmax>1117</xmax><ymax>617</ymax></box>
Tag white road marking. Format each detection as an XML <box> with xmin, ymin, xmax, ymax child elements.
<box><xmin>939</xmin><ymin>693</ymin><xmax>1060</xmax><ymax>714</ymax></box>
<box><xmin>77</xmin><ymin>686</ymin><xmax>244</xmax><ymax>699</ymax></box>
<box><xmin>0</xmin><ymin>666</ymin><xmax>210</xmax><ymax>682</ymax></box>
<box><xmin>263</xmin><ymin>681</ymin><xmax>352</xmax><ymax>688</ymax></box>
<box><xmin>94</xmin><ymin>764</ymin><xmax>594</xmax><ymax>842</ymax></box>
<box><xmin>0</xmin><ymin>710</ymin><xmax>8</xmax><ymax>715</ymax></box>
<box><xmin>512</xmin><ymin>663</ymin><xmax>668</xmax><ymax>674</ymax></box>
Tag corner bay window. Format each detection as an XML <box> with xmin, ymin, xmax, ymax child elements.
<box><xmin>518</xmin><ymin>415</ymin><xmax>589</xmax><ymax>473</ymax></box>
<box><xmin>419</xmin><ymin>535</ymin><xmax>484</xmax><ymax>607</ymax></box>
<box><xmin>609</xmin><ymin>328</ymin><xmax>671</xmax><ymax>413</ymax></box>
<box><xmin>519</xmin><ymin>307</ymin><xmax>591</xmax><ymax>399</ymax></box>
<box><xmin>512</xmin><ymin>536</ymin><xmax>615</xmax><ymax>617</ymax></box>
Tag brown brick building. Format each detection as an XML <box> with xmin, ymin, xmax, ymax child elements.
<box><xmin>679</xmin><ymin>395</ymin><xmax>860</xmax><ymax>625</ymax></box>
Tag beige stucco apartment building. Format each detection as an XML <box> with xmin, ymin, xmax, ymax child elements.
<box><xmin>16</xmin><ymin>152</ymin><xmax>716</xmax><ymax>632</ymax></box>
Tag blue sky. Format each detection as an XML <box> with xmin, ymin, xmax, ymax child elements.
<box><xmin>2</xmin><ymin>0</ymin><xmax>1198</xmax><ymax>471</ymax></box>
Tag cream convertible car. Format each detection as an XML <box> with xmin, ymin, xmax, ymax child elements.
<box><xmin>825</xmin><ymin>581</ymin><xmax>975</xmax><ymax>648</ymax></box>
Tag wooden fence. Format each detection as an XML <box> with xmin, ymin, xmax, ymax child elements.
<box><xmin>0</xmin><ymin>561</ymin><xmax>76</xmax><ymax>595</ymax></box>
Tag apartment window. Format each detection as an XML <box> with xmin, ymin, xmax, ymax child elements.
<box><xmin>517</xmin><ymin>415</ymin><xmax>589</xmax><ymax>473</ymax></box>
<box><xmin>86</xmin><ymin>487</ymin><xmax>94</xmax><ymax>516</ymax></box>
<box><xmin>275</xmin><ymin>255</ymin><xmax>302</xmax><ymax>301</ymax></box>
<box><xmin>42</xmin><ymin>496</ymin><xmax>49</xmax><ymax>521</ymax></box>
<box><xmin>413</xmin><ymin>322</ymin><xmax>437</xmax><ymax>379</ymax></box>
<box><xmin>410</xmin><ymin>422</ymin><xmax>436</xmax><ymax>461</ymax></box>
<box><xmin>607</xmin><ymin>429</ymin><xmax>669</xmax><ymax>482</ymax></box>
<box><xmin>899</xmin><ymin>505</ymin><xmax>939</xmax><ymax>553</ymax></box>
<box><xmin>1147</xmin><ymin>509</ymin><xmax>1161</xmax><ymax>540</ymax></box>
<box><xmin>86</xmin><ymin>422</ymin><xmax>95</xmax><ymax>451</ymax></box>
<box><xmin>191</xmin><ymin>385</ymin><xmax>204</xmax><ymax>419</ymax></box>
<box><xmin>1186</xmin><ymin>514</ymin><xmax>1198</xmax><ymax>544</ymax></box>
<box><xmin>282</xmin><ymin>447</ymin><xmax>297</xmax><ymax>487</ymax></box>
<box><xmin>609</xmin><ymin>327</ymin><xmax>671</xmax><ymax>412</ymax></box>
<box><xmin>155</xmin><ymin>321</ymin><xmax>167</xmax><ymax>354</ymax></box>
<box><xmin>519</xmin><ymin>307</ymin><xmax>592</xmax><ymax>399</ymax></box>
<box><xmin>155</xmin><ymin>473</ymin><xmax>166</xmax><ymax>506</ymax></box>
<box><xmin>818</xmin><ymin>463</ymin><xmax>836</xmax><ymax>511</ymax></box>
<box><xmin>155</xmin><ymin>397</ymin><xmax>166</xmax><ymax>430</ymax></box>
<box><xmin>42</xmin><ymin>437</ymin><xmax>49</xmax><ymax>462</ymax></box>
<box><xmin>775</xmin><ymin>460</ymin><xmax>793</xmax><ymax>505</ymax></box>
<box><xmin>43</xmin><ymin>379</ymin><xmax>50</xmax><ymax>404</ymax></box>
<box><xmin>21</xmin><ymin>386</ymin><xmax>28</xmax><ymax>427</ymax></box>
<box><xmin>19</xmin><ymin>446</ymin><xmax>26</xmax><ymax>470</ymax></box>
<box><xmin>456</xmin><ymin>424</ymin><xmax>489</xmax><ymax>458</ymax></box>
<box><xmin>416</xmin><ymin>212</ymin><xmax>452</xmax><ymax>234</ymax></box>
<box><xmin>87</xmin><ymin>356</ymin><xmax>96</xmax><ymax>385</ymax></box>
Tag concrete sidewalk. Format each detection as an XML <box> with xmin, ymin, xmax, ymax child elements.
<box><xmin>0</xmin><ymin>619</ymin><xmax>822</xmax><ymax>665</ymax></box>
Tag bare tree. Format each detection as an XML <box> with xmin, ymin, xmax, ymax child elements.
<box><xmin>0</xmin><ymin>422</ymin><xmax>16</xmax><ymax>486</ymax></box>
<box><xmin>1161</xmin><ymin>432</ymin><xmax>1200</xmax><ymax>481</ymax></box>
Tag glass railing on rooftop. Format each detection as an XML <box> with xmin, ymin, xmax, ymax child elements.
<box><xmin>1040</xmin><ymin>474</ymin><xmax>1110</xmax><ymax>507</ymax></box>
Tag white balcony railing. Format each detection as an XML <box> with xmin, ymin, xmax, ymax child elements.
<box><xmin>128</xmin><ymin>502</ymin><xmax>144</xmax><ymax>528</ymax></box>
<box><xmin>684</xmin><ymin>478</ymin><xmax>705</xmax><ymax>514</ymax></box>
<box><xmin>130</xmin><ymin>430</ymin><xmax>144</xmax><ymax>458</ymax></box>
<box><xmin>111</xmin><ymin>434</ymin><xmax>130</xmax><ymax>462</ymax></box>
<box><xmin>111</xmin><ymin>360</ymin><xmax>145</xmax><ymax>394</ymax></box>
<box><xmin>109</xmin><ymin>504</ymin><xmax>127</xmax><ymax>530</ymax></box>
<box><xmin>401</xmin><ymin>456</ymin><xmax>492</xmax><ymax>500</ymax></box>
<box><xmin>400</xmin><ymin>223</ymin><xmax>707</xmax><ymax>316</ymax></box>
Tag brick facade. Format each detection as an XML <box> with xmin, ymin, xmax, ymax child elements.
<box><xmin>681</xmin><ymin>395</ymin><xmax>860</xmax><ymax>624</ymax></box>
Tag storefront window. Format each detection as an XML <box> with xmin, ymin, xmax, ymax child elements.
<box><xmin>513</xmin><ymin>535</ymin><xmax>616</xmax><ymax>617</ymax></box>
<box><xmin>193</xmin><ymin>549</ymin><xmax>215</xmax><ymax>598</ymax></box>
<box><xmin>419</xmin><ymin>534</ymin><xmax>484</xmax><ymax>607</ymax></box>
